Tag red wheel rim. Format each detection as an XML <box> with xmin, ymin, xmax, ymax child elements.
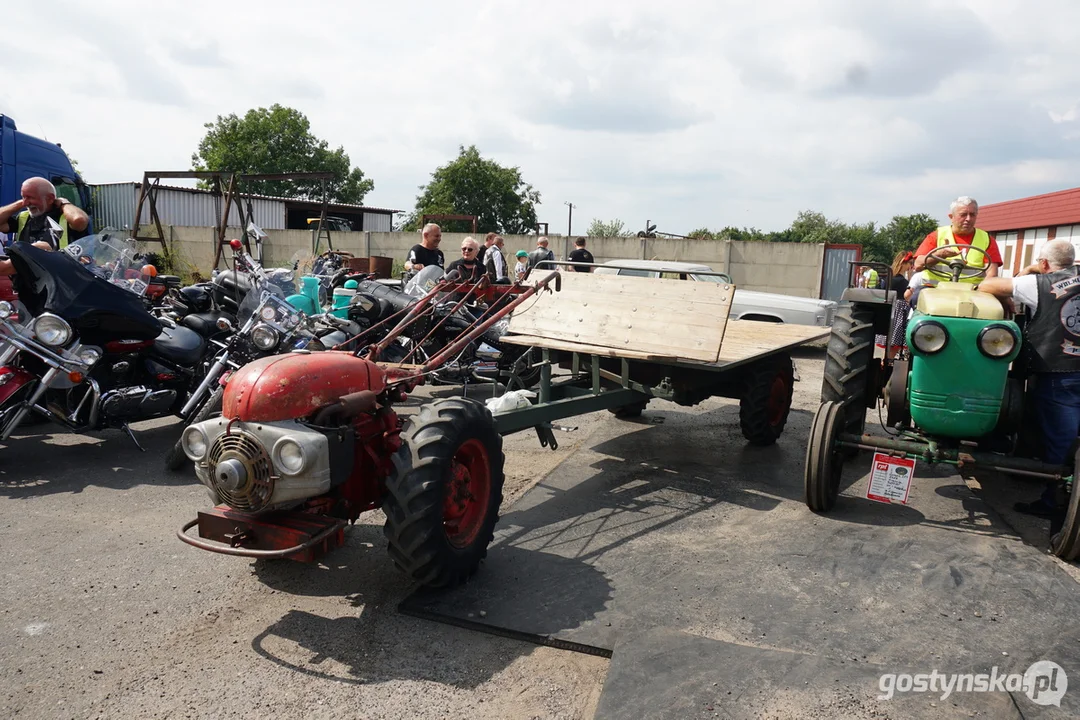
<box><xmin>443</xmin><ymin>438</ymin><xmax>492</xmax><ymax>548</ymax></box>
<box><xmin>766</xmin><ymin>374</ymin><xmax>790</xmax><ymax>427</ymax></box>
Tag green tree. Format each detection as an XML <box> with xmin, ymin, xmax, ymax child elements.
<box><xmin>867</xmin><ymin>213</ymin><xmax>938</xmax><ymax>263</ymax></box>
<box><xmin>405</xmin><ymin>145</ymin><xmax>540</xmax><ymax>234</ymax></box>
<box><xmin>587</xmin><ymin>218</ymin><xmax>629</xmax><ymax>237</ymax></box>
<box><xmin>191</xmin><ymin>104</ymin><xmax>374</xmax><ymax>203</ymax></box>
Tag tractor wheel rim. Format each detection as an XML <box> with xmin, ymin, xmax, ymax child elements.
<box><xmin>443</xmin><ymin>438</ymin><xmax>491</xmax><ymax>548</ymax></box>
<box><xmin>767</xmin><ymin>375</ymin><xmax>789</xmax><ymax>427</ymax></box>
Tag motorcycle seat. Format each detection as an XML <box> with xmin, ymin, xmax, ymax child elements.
<box><xmin>152</xmin><ymin>325</ymin><xmax>207</xmax><ymax>366</ymax></box>
<box><xmin>181</xmin><ymin>311</ymin><xmax>235</xmax><ymax>337</ymax></box>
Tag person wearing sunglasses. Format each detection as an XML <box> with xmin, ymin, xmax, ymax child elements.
<box><xmin>446</xmin><ymin>237</ymin><xmax>485</xmax><ymax>283</ymax></box>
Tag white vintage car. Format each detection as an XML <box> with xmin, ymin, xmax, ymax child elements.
<box><xmin>593</xmin><ymin>259</ymin><xmax>838</xmax><ymax>327</ymax></box>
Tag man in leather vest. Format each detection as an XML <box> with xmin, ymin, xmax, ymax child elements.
<box><xmin>913</xmin><ymin>196</ymin><xmax>1002</xmax><ymax>281</ymax></box>
<box><xmin>981</xmin><ymin>239</ymin><xmax>1080</xmax><ymax>520</ymax></box>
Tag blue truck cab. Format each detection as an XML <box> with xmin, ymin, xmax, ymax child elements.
<box><xmin>1</xmin><ymin>115</ymin><xmax>91</xmax><ymax>225</ymax></box>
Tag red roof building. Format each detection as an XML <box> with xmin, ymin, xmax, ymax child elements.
<box><xmin>976</xmin><ymin>187</ymin><xmax>1080</xmax><ymax>276</ymax></box>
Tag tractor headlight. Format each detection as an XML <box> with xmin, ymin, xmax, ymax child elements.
<box><xmin>0</xmin><ymin>301</ymin><xmax>13</xmax><ymax>320</ymax></box>
<box><xmin>912</xmin><ymin>321</ymin><xmax>948</xmax><ymax>354</ymax></box>
<box><xmin>182</xmin><ymin>425</ymin><xmax>210</xmax><ymax>461</ymax></box>
<box><xmin>978</xmin><ymin>324</ymin><xmax>1018</xmax><ymax>359</ymax></box>
<box><xmin>33</xmin><ymin>314</ymin><xmax>73</xmax><ymax>347</ymax></box>
<box><xmin>250</xmin><ymin>324</ymin><xmax>280</xmax><ymax>351</ymax></box>
<box><xmin>272</xmin><ymin>437</ymin><xmax>307</xmax><ymax>476</ymax></box>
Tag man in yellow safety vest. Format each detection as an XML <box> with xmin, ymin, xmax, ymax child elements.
<box><xmin>912</xmin><ymin>196</ymin><xmax>1002</xmax><ymax>282</ymax></box>
<box><xmin>0</xmin><ymin>177</ymin><xmax>90</xmax><ymax>276</ymax></box>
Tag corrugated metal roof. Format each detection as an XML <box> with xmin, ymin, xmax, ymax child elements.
<box><xmin>976</xmin><ymin>187</ymin><xmax>1080</xmax><ymax>232</ymax></box>
<box><xmin>91</xmin><ymin>181</ymin><xmax>399</xmax><ymax>215</ymax></box>
<box><xmin>90</xmin><ymin>182</ymin><xmax>286</xmax><ymax>230</ymax></box>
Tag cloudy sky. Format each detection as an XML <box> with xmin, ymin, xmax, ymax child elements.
<box><xmin>4</xmin><ymin>0</ymin><xmax>1078</xmax><ymax>234</ymax></box>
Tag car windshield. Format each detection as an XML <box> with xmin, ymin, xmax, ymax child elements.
<box><xmin>690</xmin><ymin>273</ymin><xmax>724</xmax><ymax>283</ymax></box>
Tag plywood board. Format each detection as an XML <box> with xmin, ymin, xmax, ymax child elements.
<box><xmin>503</xmin><ymin>320</ymin><xmax>828</xmax><ymax>370</ymax></box>
<box><xmin>508</xmin><ymin>272</ymin><xmax>733</xmax><ymax>363</ymax></box>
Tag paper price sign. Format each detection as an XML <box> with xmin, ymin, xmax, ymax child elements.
<box><xmin>866</xmin><ymin>453</ymin><xmax>914</xmax><ymax>505</ymax></box>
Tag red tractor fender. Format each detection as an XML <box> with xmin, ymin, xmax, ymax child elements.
<box><xmin>223</xmin><ymin>351</ymin><xmax>387</xmax><ymax>422</ymax></box>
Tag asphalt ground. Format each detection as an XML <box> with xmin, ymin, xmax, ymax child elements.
<box><xmin>1</xmin><ymin>347</ymin><xmax>1078</xmax><ymax>719</ymax></box>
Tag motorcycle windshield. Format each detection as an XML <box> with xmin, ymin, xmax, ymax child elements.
<box><xmin>404</xmin><ymin>265</ymin><xmax>445</xmax><ymax>298</ymax></box>
<box><xmin>238</xmin><ymin>285</ymin><xmax>305</xmax><ymax>334</ymax></box>
<box><xmin>8</xmin><ymin>238</ymin><xmax>162</xmax><ymax>344</ymax></box>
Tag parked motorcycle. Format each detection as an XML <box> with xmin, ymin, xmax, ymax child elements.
<box><xmin>0</xmin><ymin>231</ymin><xmax>215</xmax><ymax>446</ymax></box>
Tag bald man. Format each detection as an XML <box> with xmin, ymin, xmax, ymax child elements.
<box><xmin>0</xmin><ymin>177</ymin><xmax>89</xmax><ymax>250</ymax></box>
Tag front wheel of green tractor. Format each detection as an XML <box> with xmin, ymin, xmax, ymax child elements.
<box><xmin>1051</xmin><ymin>448</ymin><xmax>1080</xmax><ymax>562</ymax></box>
<box><xmin>804</xmin><ymin>400</ymin><xmax>845</xmax><ymax>512</ymax></box>
<box><xmin>740</xmin><ymin>353</ymin><xmax>795</xmax><ymax>446</ymax></box>
<box><xmin>383</xmin><ymin>397</ymin><xmax>506</xmax><ymax>588</ymax></box>
<box><xmin>822</xmin><ymin>302</ymin><xmax>881</xmax><ymax>441</ymax></box>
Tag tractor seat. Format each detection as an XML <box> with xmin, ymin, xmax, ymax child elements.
<box><xmin>916</xmin><ymin>281</ymin><xmax>1005</xmax><ymax>320</ymax></box>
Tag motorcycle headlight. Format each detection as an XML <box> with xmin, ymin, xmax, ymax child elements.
<box><xmin>911</xmin><ymin>321</ymin><xmax>948</xmax><ymax>355</ymax></box>
<box><xmin>182</xmin><ymin>426</ymin><xmax>209</xmax><ymax>462</ymax></box>
<box><xmin>272</xmin><ymin>437</ymin><xmax>306</xmax><ymax>475</ymax></box>
<box><xmin>0</xmin><ymin>301</ymin><xmax>13</xmax><ymax>320</ymax></box>
<box><xmin>76</xmin><ymin>346</ymin><xmax>103</xmax><ymax>367</ymax></box>
<box><xmin>250</xmin><ymin>324</ymin><xmax>280</xmax><ymax>351</ymax></box>
<box><xmin>978</xmin><ymin>324</ymin><xmax>1017</xmax><ymax>359</ymax></box>
<box><xmin>33</xmin><ymin>314</ymin><xmax>73</xmax><ymax>347</ymax></box>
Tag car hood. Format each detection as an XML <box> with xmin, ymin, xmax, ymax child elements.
<box><xmin>734</xmin><ymin>289</ymin><xmax>835</xmax><ymax>310</ymax></box>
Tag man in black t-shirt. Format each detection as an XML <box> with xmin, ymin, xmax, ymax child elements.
<box><xmin>568</xmin><ymin>237</ymin><xmax>594</xmax><ymax>272</ymax></box>
<box><xmin>405</xmin><ymin>223</ymin><xmax>445</xmax><ymax>273</ymax></box>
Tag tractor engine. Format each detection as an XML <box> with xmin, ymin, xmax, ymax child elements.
<box><xmin>181</xmin><ymin>351</ymin><xmax>400</xmax><ymax>516</ymax></box>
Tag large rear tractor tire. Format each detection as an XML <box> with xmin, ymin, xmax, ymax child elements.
<box><xmin>805</xmin><ymin>400</ymin><xmax>845</xmax><ymax>512</ymax></box>
<box><xmin>822</xmin><ymin>302</ymin><xmax>878</xmax><ymax>439</ymax></box>
<box><xmin>165</xmin><ymin>387</ymin><xmax>224</xmax><ymax>472</ymax></box>
<box><xmin>739</xmin><ymin>353</ymin><xmax>795</xmax><ymax>446</ymax></box>
<box><xmin>383</xmin><ymin>397</ymin><xmax>506</xmax><ymax>588</ymax></box>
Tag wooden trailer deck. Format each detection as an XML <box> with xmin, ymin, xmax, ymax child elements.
<box><xmin>503</xmin><ymin>271</ymin><xmax>828</xmax><ymax>368</ymax></box>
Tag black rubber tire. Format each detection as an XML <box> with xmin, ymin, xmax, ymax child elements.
<box><xmin>383</xmin><ymin>397</ymin><xmax>506</xmax><ymax>588</ymax></box>
<box><xmin>164</xmin><ymin>387</ymin><xmax>224</xmax><ymax>472</ymax></box>
<box><xmin>609</xmin><ymin>401</ymin><xmax>648</xmax><ymax>419</ymax></box>
<box><xmin>804</xmin><ymin>400</ymin><xmax>844</xmax><ymax>512</ymax></box>
<box><xmin>1051</xmin><ymin>447</ymin><xmax>1080</xmax><ymax>561</ymax></box>
<box><xmin>739</xmin><ymin>354</ymin><xmax>795</xmax><ymax>445</ymax></box>
<box><xmin>822</xmin><ymin>302</ymin><xmax>877</xmax><ymax>438</ymax></box>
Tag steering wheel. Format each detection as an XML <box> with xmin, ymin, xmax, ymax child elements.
<box><xmin>924</xmin><ymin>243</ymin><xmax>992</xmax><ymax>282</ymax></box>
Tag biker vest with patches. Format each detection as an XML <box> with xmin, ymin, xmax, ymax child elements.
<box><xmin>1027</xmin><ymin>265</ymin><xmax>1080</xmax><ymax>373</ymax></box>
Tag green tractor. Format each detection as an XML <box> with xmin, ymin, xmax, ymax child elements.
<box><xmin>804</xmin><ymin>244</ymin><xmax>1080</xmax><ymax>560</ymax></box>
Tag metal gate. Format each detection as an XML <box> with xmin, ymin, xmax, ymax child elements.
<box><xmin>820</xmin><ymin>244</ymin><xmax>863</xmax><ymax>301</ymax></box>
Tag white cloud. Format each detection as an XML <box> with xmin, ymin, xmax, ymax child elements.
<box><xmin>2</xmin><ymin>0</ymin><xmax>1077</xmax><ymax>233</ymax></box>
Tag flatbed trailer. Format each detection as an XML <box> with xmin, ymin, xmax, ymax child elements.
<box><xmin>488</xmin><ymin>271</ymin><xmax>829</xmax><ymax>447</ymax></box>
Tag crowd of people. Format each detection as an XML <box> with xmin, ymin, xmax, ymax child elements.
<box><xmin>403</xmin><ymin>224</ymin><xmax>596</xmax><ymax>285</ymax></box>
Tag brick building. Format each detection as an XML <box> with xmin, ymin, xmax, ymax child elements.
<box><xmin>976</xmin><ymin>187</ymin><xmax>1080</xmax><ymax>277</ymax></box>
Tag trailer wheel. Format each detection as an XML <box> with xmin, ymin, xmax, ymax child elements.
<box><xmin>384</xmin><ymin>397</ymin><xmax>506</xmax><ymax>588</ymax></box>
<box><xmin>805</xmin><ymin>400</ymin><xmax>844</xmax><ymax>512</ymax></box>
<box><xmin>739</xmin><ymin>354</ymin><xmax>795</xmax><ymax>445</ymax></box>
<box><xmin>822</xmin><ymin>302</ymin><xmax>877</xmax><ymax>438</ymax></box>
<box><xmin>609</xmin><ymin>401</ymin><xmax>648</xmax><ymax>419</ymax></box>
<box><xmin>164</xmin><ymin>387</ymin><xmax>224</xmax><ymax>472</ymax></box>
<box><xmin>1051</xmin><ymin>448</ymin><xmax>1080</xmax><ymax>561</ymax></box>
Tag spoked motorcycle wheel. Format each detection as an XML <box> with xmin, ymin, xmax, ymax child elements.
<box><xmin>383</xmin><ymin>397</ymin><xmax>506</xmax><ymax>588</ymax></box>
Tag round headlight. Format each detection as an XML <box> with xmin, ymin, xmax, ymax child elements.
<box><xmin>250</xmin><ymin>324</ymin><xmax>280</xmax><ymax>351</ymax></box>
<box><xmin>978</xmin><ymin>325</ymin><xmax>1017</xmax><ymax>359</ymax></box>
<box><xmin>77</xmin><ymin>346</ymin><xmax>103</xmax><ymax>367</ymax></box>
<box><xmin>911</xmin><ymin>321</ymin><xmax>948</xmax><ymax>354</ymax></box>
<box><xmin>182</xmin><ymin>426</ymin><xmax>209</xmax><ymax>461</ymax></box>
<box><xmin>33</xmin><ymin>314</ymin><xmax>73</xmax><ymax>347</ymax></box>
<box><xmin>0</xmin><ymin>301</ymin><xmax>13</xmax><ymax>320</ymax></box>
<box><xmin>273</xmin><ymin>438</ymin><xmax>306</xmax><ymax>475</ymax></box>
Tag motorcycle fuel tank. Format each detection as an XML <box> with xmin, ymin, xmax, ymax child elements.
<box><xmin>223</xmin><ymin>351</ymin><xmax>387</xmax><ymax>422</ymax></box>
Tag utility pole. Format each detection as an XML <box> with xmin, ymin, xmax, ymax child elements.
<box><xmin>564</xmin><ymin>201</ymin><xmax>576</xmax><ymax>237</ymax></box>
